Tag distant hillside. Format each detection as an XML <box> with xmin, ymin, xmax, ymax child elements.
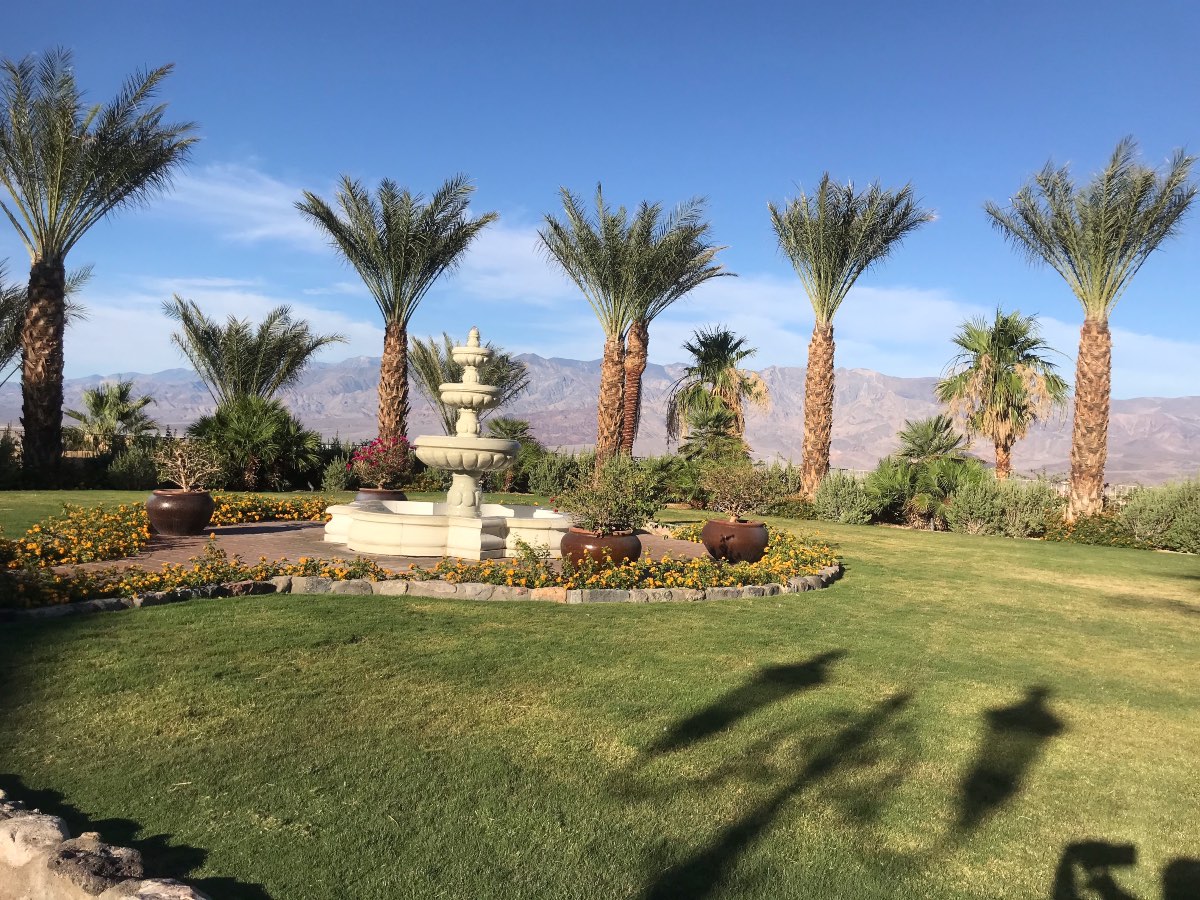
<box><xmin>2</xmin><ymin>354</ymin><xmax>1197</xmax><ymax>484</ymax></box>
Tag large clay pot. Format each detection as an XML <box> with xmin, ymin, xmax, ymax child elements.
<box><xmin>560</xmin><ymin>527</ymin><xmax>642</xmax><ymax>568</ymax></box>
<box><xmin>354</xmin><ymin>487</ymin><xmax>408</xmax><ymax>504</ymax></box>
<box><xmin>702</xmin><ymin>518</ymin><xmax>769</xmax><ymax>563</ymax></box>
<box><xmin>146</xmin><ymin>490</ymin><xmax>215</xmax><ymax>536</ymax></box>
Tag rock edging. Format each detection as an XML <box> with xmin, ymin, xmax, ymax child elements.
<box><xmin>0</xmin><ymin>788</ymin><xmax>211</xmax><ymax>899</ymax></box>
<box><xmin>3</xmin><ymin>565</ymin><xmax>843</xmax><ymax>621</ymax></box>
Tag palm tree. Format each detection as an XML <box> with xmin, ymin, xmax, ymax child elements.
<box><xmin>677</xmin><ymin>406</ymin><xmax>750</xmax><ymax>465</ymax></box>
<box><xmin>770</xmin><ymin>175</ymin><xmax>933</xmax><ymax>500</ymax></box>
<box><xmin>985</xmin><ymin>138</ymin><xmax>1196</xmax><ymax>518</ymax></box>
<box><xmin>540</xmin><ymin>186</ymin><xmax>731</xmax><ymax>465</ymax></box>
<box><xmin>0</xmin><ymin>264</ymin><xmax>91</xmax><ymax>388</ymax></box>
<box><xmin>297</xmin><ymin>175</ymin><xmax>497</xmax><ymax>443</ymax></box>
<box><xmin>64</xmin><ymin>379</ymin><xmax>158</xmax><ymax>455</ymax></box>
<box><xmin>619</xmin><ymin>201</ymin><xmax>731</xmax><ymax>454</ymax></box>
<box><xmin>163</xmin><ymin>296</ymin><xmax>344</xmax><ymax>404</ymax></box>
<box><xmin>937</xmin><ymin>308</ymin><xmax>1069</xmax><ymax>479</ymax></box>
<box><xmin>187</xmin><ymin>394</ymin><xmax>322</xmax><ymax>491</ymax></box>
<box><xmin>665</xmin><ymin>325</ymin><xmax>769</xmax><ymax>443</ymax></box>
<box><xmin>0</xmin><ymin>49</ymin><xmax>197</xmax><ymax>477</ymax></box>
<box><xmin>895</xmin><ymin>415</ymin><xmax>969</xmax><ymax>464</ymax></box>
<box><xmin>409</xmin><ymin>332</ymin><xmax>530</xmax><ymax>435</ymax></box>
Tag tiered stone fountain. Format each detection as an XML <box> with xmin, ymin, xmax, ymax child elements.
<box><xmin>324</xmin><ymin>327</ymin><xmax>570</xmax><ymax>560</ymax></box>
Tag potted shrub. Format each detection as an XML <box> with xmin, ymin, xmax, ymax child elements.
<box><xmin>556</xmin><ymin>455</ymin><xmax>661</xmax><ymax>567</ymax></box>
<box><xmin>148</xmin><ymin>439</ymin><xmax>222</xmax><ymax>535</ymax></box>
<box><xmin>349</xmin><ymin>436</ymin><xmax>411</xmax><ymax>503</ymax></box>
<box><xmin>699</xmin><ymin>464</ymin><xmax>772</xmax><ymax>563</ymax></box>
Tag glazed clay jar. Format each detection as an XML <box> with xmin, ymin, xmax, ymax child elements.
<box><xmin>701</xmin><ymin>518</ymin><xmax>769</xmax><ymax>564</ymax></box>
<box><xmin>145</xmin><ymin>489</ymin><xmax>215</xmax><ymax>536</ymax></box>
<box><xmin>560</xmin><ymin>527</ymin><xmax>642</xmax><ymax>568</ymax></box>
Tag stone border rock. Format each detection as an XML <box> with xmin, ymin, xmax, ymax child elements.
<box><xmin>2</xmin><ymin>565</ymin><xmax>843</xmax><ymax>622</ymax></box>
<box><xmin>0</xmin><ymin>788</ymin><xmax>211</xmax><ymax>899</ymax></box>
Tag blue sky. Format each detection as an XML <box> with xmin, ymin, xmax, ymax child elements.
<box><xmin>3</xmin><ymin>0</ymin><xmax>1199</xmax><ymax>396</ymax></box>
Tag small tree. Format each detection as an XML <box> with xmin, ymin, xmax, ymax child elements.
<box><xmin>701</xmin><ymin>464</ymin><xmax>772</xmax><ymax>522</ymax></box>
<box><xmin>153</xmin><ymin>438</ymin><xmax>221</xmax><ymax>492</ymax></box>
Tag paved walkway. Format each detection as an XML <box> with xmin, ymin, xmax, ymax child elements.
<box><xmin>69</xmin><ymin>521</ymin><xmax>708</xmax><ymax>573</ymax></box>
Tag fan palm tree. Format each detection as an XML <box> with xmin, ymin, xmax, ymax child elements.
<box><xmin>163</xmin><ymin>296</ymin><xmax>344</xmax><ymax>404</ymax></box>
<box><xmin>64</xmin><ymin>379</ymin><xmax>158</xmax><ymax>455</ymax></box>
<box><xmin>937</xmin><ymin>308</ymin><xmax>1069</xmax><ymax>479</ymax></box>
<box><xmin>297</xmin><ymin>175</ymin><xmax>497</xmax><ymax>443</ymax></box>
<box><xmin>409</xmin><ymin>332</ymin><xmax>530</xmax><ymax>435</ymax></box>
<box><xmin>187</xmin><ymin>394</ymin><xmax>322</xmax><ymax>491</ymax></box>
<box><xmin>985</xmin><ymin>138</ymin><xmax>1195</xmax><ymax>518</ymax></box>
<box><xmin>540</xmin><ymin>186</ymin><xmax>731</xmax><ymax>465</ymax></box>
<box><xmin>677</xmin><ymin>406</ymin><xmax>750</xmax><ymax>465</ymax></box>
<box><xmin>895</xmin><ymin>414</ymin><xmax>969</xmax><ymax>464</ymax></box>
<box><xmin>665</xmin><ymin>325</ymin><xmax>769</xmax><ymax>443</ymax></box>
<box><xmin>619</xmin><ymin>200</ymin><xmax>731</xmax><ymax>454</ymax></box>
<box><xmin>770</xmin><ymin>175</ymin><xmax>933</xmax><ymax>500</ymax></box>
<box><xmin>0</xmin><ymin>49</ymin><xmax>197</xmax><ymax>477</ymax></box>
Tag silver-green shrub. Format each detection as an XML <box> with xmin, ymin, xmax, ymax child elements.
<box><xmin>946</xmin><ymin>477</ymin><xmax>1003</xmax><ymax>534</ymax></box>
<box><xmin>1119</xmin><ymin>478</ymin><xmax>1200</xmax><ymax>553</ymax></box>
<box><xmin>996</xmin><ymin>479</ymin><xmax>1063</xmax><ymax>538</ymax></box>
<box><xmin>527</xmin><ymin>450</ymin><xmax>592</xmax><ymax>497</ymax></box>
<box><xmin>813</xmin><ymin>471</ymin><xmax>874</xmax><ymax>525</ymax></box>
<box><xmin>106</xmin><ymin>445</ymin><xmax>159</xmax><ymax>490</ymax></box>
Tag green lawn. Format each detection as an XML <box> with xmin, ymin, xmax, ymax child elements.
<box><xmin>2</xmin><ymin>516</ymin><xmax>1199</xmax><ymax>898</ymax></box>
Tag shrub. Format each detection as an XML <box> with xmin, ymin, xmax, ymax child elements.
<box><xmin>701</xmin><ymin>464</ymin><xmax>772</xmax><ymax>521</ymax></box>
<box><xmin>349</xmin><ymin>435</ymin><xmax>411</xmax><ymax>489</ymax></box>
<box><xmin>527</xmin><ymin>450</ymin><xmax>591</xmax><ymax>497</ymax></box>
<box><xmin>996</xmin><ymin>479</ymin><xmax>1063</xmax><ymax>538</ymax></box>
<box><xmin>813</xmin><ymin>471</ymin><xmax>874</xmax><ymax>525</ymax></box>
<box><xmin>761</xmin><ymin>460</ymin><xmax>805</xmax><ymax>498</ymax></box>
<box><xmin>321</xmin><ymin>454</ymin><xmax>358</xmax><ymax>493</ymax></box>
<box><xmin>762</xmin><ymin>496</ymin><xmax>816</xmax><ymax>519</ymax></box>
<box><xmin>0</xmin><ymin>426</ymin><xmax>22</xmax><ymax>488</ymax></box>
<box><xmin>153</xmin><ymin>438</ymin><xmax>223</xmax><ymax>491</ymax></box>
<box><xmin>188</xmin><ymin>396</ymin><xmax>324</xmax><ymax>490</ymax></box>
<box><xmin>556</xmin><ymin>454</ymin><xmax>662</xmax><ymax>535</ymax></box>
<box><xmin>1044</xmin><ymin>511</ymin><xmax>1148</xmax><ymax>549</ymax></box>
<box><xmin>1119</xmin><ymin>478</ymin><xmax>1200</xmax><ymax>553</ymax></box>
<box><xmin>907</xmin><ymin>458</ymin><xmax>987</xmax><ymax>531</ymax></box>
<box><xmin>865</xmin><ymin>457</ymin><xmax>916</xmax><ymax>524</ymax></box>
<box><xmin>946</xmin><ymin>476</ymin><xmax>1003</xmax><ymax>535</ymax></box>
<box><xmin>107</xmin><ymin>445</ymin><xmax>160</xmax><ymax>490</ymax></box>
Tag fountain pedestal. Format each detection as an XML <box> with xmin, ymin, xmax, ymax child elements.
<box><xmin>324</xmin><ymin>327</ymin><xmax>570</xmax><ymax>560</ymax></box>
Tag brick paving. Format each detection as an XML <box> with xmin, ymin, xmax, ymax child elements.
<box><xmin>69</xmin><ymin>521</ymin><xmax>709</xmax><ymax>573</ymax></box>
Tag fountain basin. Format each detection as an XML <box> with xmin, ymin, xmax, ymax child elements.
<box><xmin>411</xmin><ymin>436</ymin><xmax>519</xmax><ymax>472</ymax></box>
<box><xmin>437</xmin><ymin>383</ymin><xmax>498</xmax><ymax>410</ymax></box>
<box><xmin>325</xmin><ymin>500</ymin><xmax>571</xmax><ymax>560</ymax></box>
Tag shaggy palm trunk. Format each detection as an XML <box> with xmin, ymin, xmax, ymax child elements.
<box><xmin>1068</xmin><ymin>318</ymin><xmax>1111</xmax><ymax>519</ymax></box>
<box><xmin>21</xmin><ymin>258</ymin><xmax>67</xmax><ymax>481</ymax></box>
<box><xmin>619</xmin><ymin>319</ymin><xmax>649</xmax><ymax>455</ymax></box>
<box><xmin>378</xmin><ymin>320</ymin><xmax>410</xmax><ymax>442</ymax></box>
<box><xmin>994</xmin><ymin>441</ymin><xmax>1013</xmax><ymax>480</ymax></box>
<box><xmin>799</xmin><ymin>322</ymin><xmax>836</xmax><ymax>500</ymax></box>
<box><xmin>595</xmin><ymin>333</ymin><xmax>625</xmax><ymax>468</ymax></box>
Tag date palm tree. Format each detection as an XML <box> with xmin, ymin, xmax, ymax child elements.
<box><xmin>64</xmin><ymin>379</ymin><xmax>158</xmax><ymax>455</ymax></box>
<box><xmin>985</xmin><ymin>138</ymin><xmax>1195</xmax><ymax>518</ymax></box>
<box><xmin>937</xmin><ymin>308</ymin><xmax>1068</xmax><ymax>479</ymax></box>
<box><xmin>0</xmin><ymin>49</ymin><xmax>197</xmax><ymax>477</ymax></box>
<box><xmin>163</xmin><ymin>296</ymin><xmax>344</xmax><ymax>404</ymax></box>
<box><xmin>665</xmin><ymin>325</ymin><xmax>769</xmax><ymax>443</ymax></box>
<box><xmin>297</xmin><ymin>175</ymin><xmax>496</xmax><ymax>443</ymax></box>
<box><xmin>1</xmin><ymin>262</ymin><xmax>92</xmax><ymax>388</ymax></box>
<box><xmin>409</xmin><ymin>332</ymin><xmax>530</xmax><ymax>435</ymax></box>
<box><xmin>771</xmin><ymin>175</ymin><xmax>933</xmax><ymax>500</ymax></box>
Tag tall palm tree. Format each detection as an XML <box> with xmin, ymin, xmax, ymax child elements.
<box><xmin>665</xmin><ymin>325</ymin><xmax>770</xmax><ymax>443</ymax></box>
<box><xmin>985</xmin><ymin>138</ymin><xmax>1195</xmax><ymax>518</ymax></box>
<box><xmin>770</xmin><ymin>175</ymin><xmax>933</xmax><ymax>500</ymax></box>
<box><xmin>409</xmin><ymin>332</ymin><xmax>530</xmax><ymax>435</ymax></box>
<box><xmin>937</xmin><ymin>308</ymin><xmax>1069</xmax><ymax>479</ymax></box>
<box><xmin>297</xmin><ymin>175</ymin><xmax>496</xmax><ymax>443</ymax></box>
<box><xmin>163</xmin><ymin>296</ymin><xmax>344</xmax><ymax>405</ymax></box>
<box><xmin>64</xmin><ymin>379</ymin><xmax>158</xmax><ymax>455</ymax></box>
<box><xmin>0</xmin><ymin>49</ymin><xmax>197</xmax><ymax>477</ymax></box>
<box><xmin>619</xmin><ymin>201</ymin><xmax>731</xmax><ymax>454</ymax></box>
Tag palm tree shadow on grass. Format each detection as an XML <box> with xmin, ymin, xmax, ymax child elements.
<box><xmin>956</xmin><ymin>685</ymin><xmax>1066</xmax><ymax>832</ymax></box>
<box><xmin>640</xmin><ymin>692</ymin><xmax>913</xmax><ymax>900</ymax></box>
<box><xmin>648</xmin><ymin>650</ymin><xmax>847</xmax><ymax>755</ymax></box>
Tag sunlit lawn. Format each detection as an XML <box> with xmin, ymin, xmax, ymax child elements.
<box><xmin>1</xmin><ymin>508</ymin><xmax>1198</xmax><ymax>898</ymax></box>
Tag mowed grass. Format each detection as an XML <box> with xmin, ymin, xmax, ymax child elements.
<box><xmin>2</xmin><ymin>516</ymin><xmax>1199</xmax><ymax>899</ymax></box>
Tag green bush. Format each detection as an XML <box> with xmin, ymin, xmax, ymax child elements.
<box><xmin>1119</xmin><ymin>478</ymin><xmax>1200</xmax><ymax>553</ymax></box>
<box><xmin>556</xmin><ymin>453</ymin><xmax>663</xmax><ymax>534</ymax></box>
<box><xmin>1044</xmin><ymin>511</ymin><xmax>1147</xmax><ymax>549</ymax></box>
<box><xmin>865</xmin><ymin>457</ymin><xmax>916</xmax><ymax>524</ymax></box>
<box><xmin>188</xmin><ymin>396</ymin><xmax>323</xmax><ymax>491</ymax></box>
<box><xmin>946</xmin><ymin>477</ymin><xmax>1003</xmax><ymax>535</ymax></box>
<box><xmin>0</xmin><ymin>426</ymin><xmax>22</xmax><ymax>488</ymax></box>
<box><xmin>321</xmin><ymin>454</ymin><xmax>357</xmax><ymax>493</ymax></box>
<box><xmin>106</xmin><ymin>445</ymin><xmax>160</xmax><ymax>490</ymax></box>
<box><xmin>813</xmin><ymin>471</ymin><xmax>874</xmax><ymax>525</ymax></box>
<box><xmin>997</xmin><ymin>479</ymin><xmax>1063</xmax><ymax>538</ymax></box>
<box><xmin>527</xmin><ymin>450</ymin><xmax>591</xmax><ymax>497</ymax></box>
<box><xmin>762</xmin><ymin>497</ymin><xmax>816</xmax><ymax>519</ymax></box>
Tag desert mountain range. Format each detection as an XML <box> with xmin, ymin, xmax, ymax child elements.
<box><xmin>1</xmin><ymin>354</ymin><xmax>1197</xmax><ymax>484</ymax></box>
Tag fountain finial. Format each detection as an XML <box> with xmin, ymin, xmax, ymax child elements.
<box><xmin>467</xmin><ymin>326</ymin><xmax>481</xmax><ymax>348</ymax></box>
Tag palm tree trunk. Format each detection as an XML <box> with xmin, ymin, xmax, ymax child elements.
<box><xmin>21</xmin><ymin>258</ymin><xmax>67</xmax><ymax>481</ymax></box>
<box><xmin>619</xmin><ymin>319</ymin><xmax>648</xmax><ymax>455</ymax></box>
<box><xmin>378</xmin><ymin>320</ymin><xmax>410</xmax><ymax>442</ymax></box>
<box><xmin>595</xmin><ymin>333</ymin><xmax>625</xmax><ymax>468</ymax></box>
<box><xmin>994</xmin><ymin>440</ymin><xmax>1013</xmax><ymax>480</ymax></box>
<box><xmin>800</xmin><ymin>322</ymin><xmax>836</xmax><ymax>500</ymax></box>
<box><xmin>1067</xmin><ymin>318</ymin><xmax>1110</xmax><ymax>519</ymax></box>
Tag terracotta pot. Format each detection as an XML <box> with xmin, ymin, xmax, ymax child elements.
<box><xmin>146</xmin><ymin>489</ymin><xmax>215</xmax><ymax>536</ymax></box>
<box><xmin>354</xmin><ymin>487</ymin><xmax>408</xmax><ymax>504</ymax></box>
<box><xmin>701</xmin><ymin>518</ymin><xmax>769</xmax><ymax>563</ymax></box>
<box><xmin>560</xmin><ymin>527</ymin><xmax>642</xmax><ymax>568</ymax></box>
